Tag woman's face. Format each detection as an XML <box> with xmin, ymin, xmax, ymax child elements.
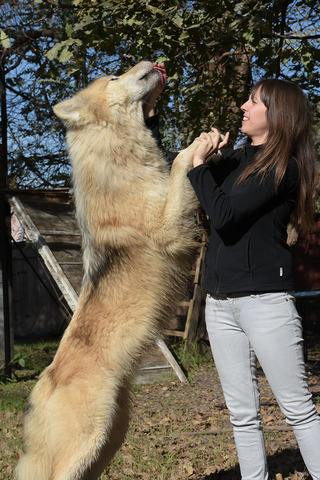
<box><xmin>241</xmin><ymin>87</ymin><xmax>269</xmax><ymax>145</ymax></box>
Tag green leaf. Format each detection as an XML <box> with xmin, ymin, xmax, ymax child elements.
<box><xmin>156</xmin><ymin>55</ymin><xmax>169</xmax><ymax>64</ymax></box>
<box><xmin>66</xmin><ymin>68</ymin><xmax>80</xmax><ymax>76</ymax></box>
<box><xmin>173</xmin><ymin>14</ymin><xmax>183</xmax><ymax>28</ymax></box>
<box><xmin>101</xmin><ymin>1</ymin><xmax>115</xmax><ymax>7</ymax></box>
<box><xmin>45</xmin><ymin>43</ymin><xmax>63</xmax><ymax>61</ymax></box>
<box><xmin>73</xmin><ymin>15</ymin><xmax>94</xmax><ymax>31</ymax></box>
<box><xmin>179</xmin><ymin>31</ymin><xmax>189</xmax><ymax>41</ymax></box>
<box><xmin>243</xmin><ymin>31</ymin><xmax>254</xmax><ymax>43</ymax></box>
<box><xmin>145</xmin><ymin>4</ymin><xmax>164</xmax><ymax>15</ymax></box>
<box><xmin>167</xmin><ymin>72</ymin><xmax>178</xmax><ymax>81</ymax></box>
<box><xmin>301</xmin><ymin>52</ymin><xmax>312</xmax><ymax>66</ymax></box>
<box><xmin>126</xmin><ymin>17</ymin><xmax>143</xmax><ymax>26</ymax></box>
<box><xmin>18</xmin><ymin>357</ymin><xmax>26</xmax><ymax>368</ymax></box>
<box><xmin>0</xmin><ymin>30</ymin><xmax>11</xmax><ymax>49</ymax></box>
<box><xmin>59</xmin><ymin>47</ymin><xmax>73</xmax><ymax>63</ymax></box>
<box><xmin>65</xmin><ymin>23</ymin><xmax>73</xmax><ymax>38</ymax></box>
<box><xmin>186</xmin><ymin>23</ymin><xmax>201</xmax><ymax>30</ymax></box>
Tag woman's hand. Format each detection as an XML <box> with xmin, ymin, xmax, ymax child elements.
<box><xmin>193</xmin><ymin>128</ymin><xmax>229</xmax><ymax>168</ymax></box>
<box><xmin>143</xmin><ymin>62</ymin><xmax>167</xmax><ymax>118</ymax></box>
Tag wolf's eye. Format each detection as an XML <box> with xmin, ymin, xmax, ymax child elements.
<box><xmin>110</xmin><ymin>77</ymin><xmax>119</xmax><ymax>81</ymax></box>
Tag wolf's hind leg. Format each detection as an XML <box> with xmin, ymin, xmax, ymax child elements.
<box><xmin>53</xmin><ymin>382</ymin><xmax>131</xmax><ymax>480</ymax></box>
<box><xmin>80</xmin><ymin>383</ymin><xmax>131</xmax><ymax>480</ymax></box>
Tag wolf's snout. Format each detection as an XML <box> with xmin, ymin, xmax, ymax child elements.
<box><xmin>139</xmin><ymin>69</ymin><xmax>155</xmax><ymax>81</ymax></box>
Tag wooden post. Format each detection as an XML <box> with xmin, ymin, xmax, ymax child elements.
<box><xmin>0</xmin><ymin>196</ymin><xmax>13</xmax><ymax>376</ymax></box>
<box><xmin>0</xmin><ymin>58</ymin><xmax>13</xmax><ymax>376</ymax></box>
<box><xmin>184</xmin><ymin>239</ymin><xmax>207</xmax><ymax>344</ymax></box>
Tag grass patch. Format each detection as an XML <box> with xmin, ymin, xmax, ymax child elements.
<box><xmin>13</xmin><ymin>338</ymin><xmax>59</xmax><ymax>373</ymax></box>
<box><xmin>170</xmin><ymin>339</ymin><xmax>213</xmax><ymax>379</ymax></box>
<box><xmin>0</xmin><ymin>338</ymin><xmax>59</xmax><ymax>412</ymax></box>
<box><xmin>0</xmin><ymin>338</ymin><xmax>59</xmax><ymax>478</ymax></box>
<box><xmin>0</xmin><ymin>381</ymin><xmax>34</xmax><ymax>412</ymax></box>
<box><xmin>0</xmin><ymin>338</ymin><xmax>59</xmax><ymax>383</ymax></box>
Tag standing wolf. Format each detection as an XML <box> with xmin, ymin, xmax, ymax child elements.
<box><xmin>16</xmin><ymin>61</ymin><xmax>211</xmax><ymax>480</ymax></box>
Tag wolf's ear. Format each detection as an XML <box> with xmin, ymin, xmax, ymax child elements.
<box><xmin>53</xmin><ymin>99</ymin><xmax>84</xmax><ymax>125</ymax></box>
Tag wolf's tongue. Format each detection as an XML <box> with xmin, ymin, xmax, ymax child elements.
<box><xmin>153</xmin><ymin>64</ymin><xmax>167</xmax><ymax>86</ymax></box>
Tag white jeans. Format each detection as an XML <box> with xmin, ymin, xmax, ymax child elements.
<box><xmin>205</xmin><ymin>291</ymin><xmax>320</xmax><ymax>480</ymax></box>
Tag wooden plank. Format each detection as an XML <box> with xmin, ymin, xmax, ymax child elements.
<box><xmin>193</xmin><ymin>242</ymin><xmax>206</xmax><ymax>285</ymax></box>
<box><xmin>183</xmin><ymin>240</ymin><xmax>207</xmax><ymax>343</ymax></box>
<box><xmin>164</xmin><ymin>330</ymin><xmax>185</xmax><ymax>337</ymax></box>
<box><xmin>57</xmin><ymin>264</ymin><xmax>83</xmax><ymax>295</ymax></box>
<box><xmin>42</xmin><ymin>231</ymin><xmax>82</xmax><ymax>236</ymax></box>
<box><xmin>10</xmin><ymin>197</ymin><xmax>79</xmax><ymax>312</ymax></box>
<box><xmin>178</xmin><ymin>300</ymin><xmax>190</xmax><ymax>307</ymax></box>
<box><xmin>185</xmin><ymin>284</ymin><xmax>205</xmax><ymax>343</ymax></box>
<box><xmin>156</xmin><ymin>338</ymin><xmax>187</xmax><ymax>383</ymax></box>
<box><xmin>135</xmin><ymin>366</ymin><xmax>177</xmax><ymax>385</ymax></box>
<box><xmin>0</xmin><ymin>270</ymin><xmax>4</xmax><ymax>368</ymax></box>
<box><xmin>21</xmin><ymin>199</ymin><xmax>79</xmax><ymax>235</ymax></box>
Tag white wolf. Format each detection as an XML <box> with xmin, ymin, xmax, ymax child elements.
<box><xmin>16</xmin><ymin>61</ymin><xmax>215</xmax><ymax>480</ymax></box>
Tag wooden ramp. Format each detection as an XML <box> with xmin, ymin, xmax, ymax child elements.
<box><xmin>9</xmin><ymin>192</ymin><xmax>187</xmax><ymax>384</ymax></box>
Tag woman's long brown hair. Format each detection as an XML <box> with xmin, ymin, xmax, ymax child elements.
<box><xmin>237</xmin><ymin>78</ymin><xmax>316</xmax><ymax>234</ymax></box>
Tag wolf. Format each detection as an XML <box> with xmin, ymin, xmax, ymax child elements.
<box><xmin>16</xmin><ymin>61</ymin><xmax>214</xmax><ymax>480</ymax></box>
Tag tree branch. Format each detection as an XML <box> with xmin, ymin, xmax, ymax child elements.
<box><xmin>276</xmin><ymin>33</ymin><xmax>320</xmax><ymax>40</ymax></box>
<box><xmin>1</xmin><ymin>28</ymin><xmax>60</xmax><ymax>62</ymax></box>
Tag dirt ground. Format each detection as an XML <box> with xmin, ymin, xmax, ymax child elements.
<box><xmin>111</xmin><ymin>345</ymin><xmax>320</xmax><ymax>480</ymax></box>
<box><xmin>1</xmin><ymin>341</ymin><xmax>319</xmax><ymax>480</ymax></box>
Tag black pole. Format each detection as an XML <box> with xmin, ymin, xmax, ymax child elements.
<box><xmin>0</xmin><ymin>57</ymin><xmax>13</xmax><ymax>377</ymax></box>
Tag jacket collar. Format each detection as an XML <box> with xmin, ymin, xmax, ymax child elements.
<box><xmin>244</xmin><ymin>142</ymin><xmax>262</xmax><ymax>160</ymax></box>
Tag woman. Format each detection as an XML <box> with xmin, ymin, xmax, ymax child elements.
<box><xmin>144</xmin><ymin>66</ymin><xmax>320</xmax><ymax>478</ymax></box>
<box><xmin>187</xmin><ymin>79</ymin><xmax>320</xmax><ymax>479</ymax></box>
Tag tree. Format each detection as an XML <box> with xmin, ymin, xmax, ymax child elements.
<box><xmin>1</xmin><ymin>0</ymin><xmax>319</xmax><ymax>187</ymax></box>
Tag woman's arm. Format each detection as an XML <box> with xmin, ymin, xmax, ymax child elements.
<box><xmin>188</xmin><ymin>158</ymin><xmax>299</xmax><ymax>231</ymax></box>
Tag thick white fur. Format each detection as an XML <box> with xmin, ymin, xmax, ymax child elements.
<box><xmin>16</xmin><ymin>61</ymin><xmax>218</xmax><ymax>480</ymax></box>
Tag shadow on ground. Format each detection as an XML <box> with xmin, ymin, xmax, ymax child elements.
<box><xmin>202</xmin><ymin>448</ymin><xmax>310</xmax><ymax>479</ymax></box>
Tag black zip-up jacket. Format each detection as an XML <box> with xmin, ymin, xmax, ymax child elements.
<box><xmin>187</xmin><ymin>144</ymin><xmax>300</xmax><ymax>294</ymax></box>
<box><xmin>145</xmin><ymin>114</ymin><xmax>299</xmax><ymax>294</ymax></box>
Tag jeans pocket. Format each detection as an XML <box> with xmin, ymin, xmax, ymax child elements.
<box><xmin>252</xmin><ymin>291</ymin><xmax>290</xmax><ymax>305</ymax></box>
